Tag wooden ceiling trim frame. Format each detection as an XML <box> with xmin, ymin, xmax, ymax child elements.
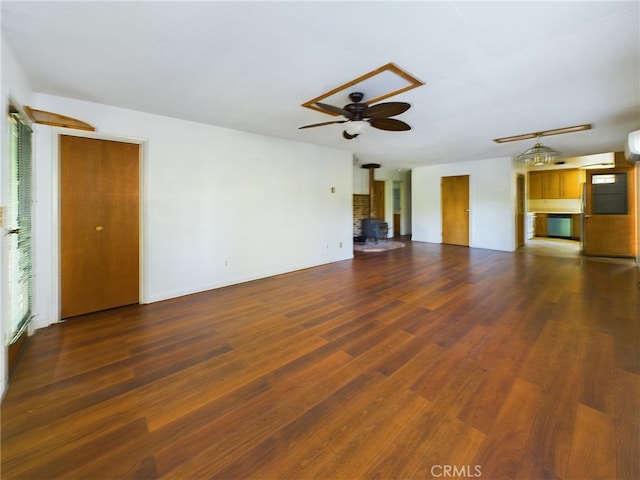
<box><xmin>493</xmin><ymin>124</ymin><xmax>592</xmax><ymax>143</ymax></box>
<box><xmin>301</xmin><ymin>62</ymin><xmax>425</xmax><ymax>116</ymax></box>
<box><xmin>24</xmin><ymin>106</ymin><xmax>95</xmax><ymax>131</ymax></box>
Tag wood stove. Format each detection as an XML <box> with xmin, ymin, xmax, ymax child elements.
<box><xmin>360</xmin><ymin>218</ymin><xmax>388</xmax><ymax>244</ymax></box>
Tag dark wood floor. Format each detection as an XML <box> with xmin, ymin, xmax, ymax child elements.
<box><xmin>2</xmin><ymin>241</ymin><xmax>639</xmax><ymax>480</ymax></box>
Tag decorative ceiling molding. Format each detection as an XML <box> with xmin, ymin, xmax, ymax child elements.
<box><xmin>301</xmin><ymin>62</ymin><xmax>425</xmax><ymax>116</ymax></box>
<box><xmin>493</xmin><ymin>124</ymin><xmax>591</xmax><ymax>143</ymax></box>
<box><xmin>24</xmin><ymin>106</ymin><xmax>95</xmax><ymax>131</ymax></box>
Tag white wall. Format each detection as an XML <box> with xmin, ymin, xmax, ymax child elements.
<box><xmin>1</xmin><ymin>37</ymin><xmax>34</xmax><ymax>396</ymax></box>
<box><xmin>412</xmin><ymin>157</ymin><xmax>521</xmax><ymax>252</ymax></box>
<box><xmin>0</xmin><ymin>70</ymin><xmax>354</xmax><ymax>400</ymax></box>
<box><xmin>33</xmin><ymin>94</ymin><xmax>354</xmax><ymax>324</ymax></box>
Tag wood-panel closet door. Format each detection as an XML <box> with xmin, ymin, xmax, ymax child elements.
<box><xmin>61</xmin><ymin>135</ymin><xmax>139</xmax><ymax>319</ymax></box>
<box><xmin>441</xmin><ymin>175</ymin><xmax>470</xmax><ymax>246</ymax></box>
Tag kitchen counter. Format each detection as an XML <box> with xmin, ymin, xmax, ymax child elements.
<box><xmin>529</xmin><ymin>211</ymin><xmax>582</xmax><ymax>215</ymax></box>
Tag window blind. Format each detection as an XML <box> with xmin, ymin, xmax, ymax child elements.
<box><xmin>8</xmin><ymin>109</ymin><xmax>34</xmax><ymax>345</ymax></box>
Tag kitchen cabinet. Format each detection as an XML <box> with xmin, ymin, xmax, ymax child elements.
<box><xmin>571</xmin><ymin>214</ymin><xmax>581</xmax><ymax>240</ymax></box>
<box><xmin>562</xmin><ymin>169</ymin><xmax>581</xmax><ymax>199</ymax></box>
<box><xmin>528</xmin><ymin>172</ymin><xmax>543</xmax><ymax>199</ymax></box>
<box><xmin>528</xmin><ymin>169</ymin><xmax>581</xmax><ymax>199</ymax></box>
<box><xmin>534</xmin><ymin>213</ymin><xmax>547</xmax><ymax>237</ymax></box>
<box><xmin>544</xmin><ymin>171</ymin><xmax>561</xmax><ymax>198</ymax></box>
<box><xmin>528</xmin><ymin>172</ymin><xmax>549</xmax><ymax>199</ymax></box>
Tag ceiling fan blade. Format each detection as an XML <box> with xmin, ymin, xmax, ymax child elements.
<box><xmin>364</xmin><ymin>102</ymin><xmax>411</xmax><ymax>119</ymax></box>
<box><xmin>369</xmin><ymin>118</ymin><xmax>412</xmax><ymax>131</ymax></box>
<box><xmin>315</xmin><ymin>102</ymin><xmax>352</xmax><ymax>118</ymax></box>
<box><xmin>343</xmin><ymin>130</ymin><xmax>359</xmax><ymax>140</ymax></box>
<box><xmin>298</xmin><ymin>120</ymin><xmax>347</xmax><ymax>129</ymax></box>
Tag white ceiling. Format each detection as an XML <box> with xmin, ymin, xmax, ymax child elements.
<box><xmin>2</xmin><ymin>1</ymin><xmax>639</xmax><ymax>169</ymax></box>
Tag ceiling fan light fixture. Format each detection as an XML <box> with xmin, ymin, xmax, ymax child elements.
<box><xmin>344</xmin><ymin>120</ymin><xmax>369</xmax><ymax>136</ymax></box>
<box><xmin>299</xmin><ymin>92</ymin><xmax>411</xmax><ymax>139</ymax></box>
<box><xmin>516</xmin><ymin>136</ymin><xmax>560</xmax><ymax>166</ymax></box>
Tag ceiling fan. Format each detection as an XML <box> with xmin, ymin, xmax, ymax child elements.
<box><xmin>299</xmin><ymin>92</ymin><xmax>412</xmax><ymax>140</ymax></box>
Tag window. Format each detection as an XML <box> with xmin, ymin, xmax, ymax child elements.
<box><xmin>7</xmin><ymin>107</ymin><xmax>33</xmax><ymax>344</ymax></box>
<box><xmin>591</xmin><ymin>174</ymin><xmax>616</xmax><ymax>185</ymax></box>
<box><xmin>592</xmin><ymin>173</ymin><xmax>628</xmax><ymax>215</ymax></box>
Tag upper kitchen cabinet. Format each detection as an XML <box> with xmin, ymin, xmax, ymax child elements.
<box><xmin>528</xmin><ymin>169</ymin><xmax>582</xmax><ymax>199</ymax></box>
<box><xmin>528</xmin><ymin>172</ymin><xmax>543</xmax><ymax>199</ymax></box>
<box><xmin>560</xmin><ymin>169</ymin><xmax>581</xmax><ymax>198</ymax></box>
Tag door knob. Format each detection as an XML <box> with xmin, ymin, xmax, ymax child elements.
<box><xmin>95</xmin><ymin>226</ymin><xmax>104</xmax><ymax>231</ymax></box>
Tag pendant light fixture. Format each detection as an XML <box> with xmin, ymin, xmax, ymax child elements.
<box><xmin>515</xmin><ymin>135</ymin><xmax>560</xmax><ymax>166</ymax></box>
<box><xmin>494</xmin><ymin>124</ymin><xmax>592</xmax><ymax>166</ymax></box>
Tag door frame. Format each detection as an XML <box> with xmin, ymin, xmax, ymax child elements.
<box><xmin>51</xmin><ymin>129</ymin><xmax>146</xmax><ymax>321</ymax></box>
<box><xmin>516</xmin><ymin>174</ymin><xmax>526</xmax><ymax>248</ymax></box>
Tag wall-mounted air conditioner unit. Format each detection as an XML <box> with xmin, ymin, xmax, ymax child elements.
<box><xmin>625</xmin><ymin>129</ymin><xmax>640</xmax><ymax>162</ymax></box>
